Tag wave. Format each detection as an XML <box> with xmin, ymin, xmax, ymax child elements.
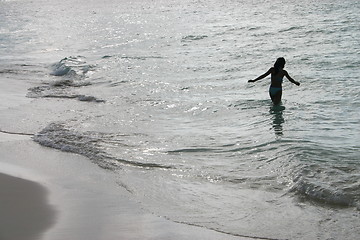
<box><xmin>0</xmin><ymin>129</ymin><xmax>34</xmax><ymax>136</ymax></box>
<box><xmin>181</xmin><ymin>35</ymin><xmax>208</xmax><ymax>42</ymax></box>
<box><xmin>27</xmin><ymin>56</ymin><xmax>105</xmax><ymax>102</ymax></box>
<box><xmin>290</xmin><ymin>174</ymin><xmax>355</xmax><ymax>207</ymax></box>
<box><xmin>49</xmin><ymin>78</ymin><xmax>91</xmax><ymax>87</ymax></box>
<box><xmin>26</xmin><ymin>83</ymin><xmax>96</xmax><ymax>99</ymax></box>
<box><xmin>279</xmin><ymin>26</ymin><xmax>304</xmax><ymax>33</ymax></box>
<box><xmin>119</xmin><ymin>55</ymin><xmax>163</xmax><ymax>60</ymax></box>
<box><xmin>167</xmin><ymin>147</ymin><xmax>218</xmax><ymax>154</ymax></box>
<box><xmin>179</xmin><ymin>138</ymin><xmax>360</xmax><ymax>209</ymax></box>
<box><xmin>77</xmin><ymin>95</ymin><xmax>105</xmax><ymax>102</ymax></box>
<box><xmin>286</xmin><ymin>144</ymin><xmax>360</xmax><ymax>208</ymax></box>
<box><xmin>50</xmin><ymin>56</ymin><xmax>93</xmax><ymax>76</ymax></box>
<box><xmin>33</xmin><ymin>123</ymin><xmax>173</xmax><ymax>170</ymax></box>
<box><xmin>101</xmin><ymin>55</ymin><xmax>163</xmax><ymax>60</ymax></box>
<box><xmin>38</xmin><ymin>94</ymin><xmax>105</xmax><ymax>102</ymax></box>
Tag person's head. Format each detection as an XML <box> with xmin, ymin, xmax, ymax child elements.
<box><xmin>274</xmin><ymin>57</ymin><xmax>286</xmax><ymax>74</ymax></box>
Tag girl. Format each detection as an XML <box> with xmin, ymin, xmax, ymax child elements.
<box><xmin>248</xmin><ymin>57</ymin><xmax>300</xmax><ymax>105</ymax></box>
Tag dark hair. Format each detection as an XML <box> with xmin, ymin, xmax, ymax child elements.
<box><xmin>274</xmin><ymin>57</ymin><xmax>286</xmax><ymax>75</ymax></box>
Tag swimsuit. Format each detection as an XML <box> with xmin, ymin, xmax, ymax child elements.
<box><xmin>269</xmin><ymin>87</ymin><xmax>282</xmax><ymax>96</ymax></box>
<box><xmin>269</xmin><ymin>76</ymin><xmax>283</xmax><ymax>96</ymax></box>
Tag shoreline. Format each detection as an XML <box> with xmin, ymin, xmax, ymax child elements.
<box><xmin>0</xmin><ymin>132</ymin><xmax>247</xmax><ymax>240</ymax></box>
<box><xmin>0</xmin><ymin>62</ymin><xmax>248</xmax><ymax>240</ymax></box>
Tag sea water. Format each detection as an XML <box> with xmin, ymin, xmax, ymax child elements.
<box><xmin>1</xmin><ymin>0</ymin><xmax>359</xmax><ymax>239</ymax></box>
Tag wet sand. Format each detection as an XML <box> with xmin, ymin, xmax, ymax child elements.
<box><xmin>0</xmin><ymin>173</ymin><xmax>55</xmax><ymax>240</ymax></box>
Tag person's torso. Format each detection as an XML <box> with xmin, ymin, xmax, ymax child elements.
<box><xmin>270</xmin><ymin>69</ymin><xmax>285</xmax><ymax>87</ymax></box>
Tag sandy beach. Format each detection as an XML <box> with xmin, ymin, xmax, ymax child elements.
<box><xmin>0</xmin><ymin>173</ymin><xmax>55</xmax><ymax>240</ymax></box>
<box><xmin>0</xmin><ymin>132</ymin><xmax>248</xmax><ymax>240</ymax></box>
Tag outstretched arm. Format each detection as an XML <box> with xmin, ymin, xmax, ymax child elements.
<box><xmin>284</xmin><ymin>70</ymin><xmax>300</xmax><ymax>86</ymax></box>
<box><xmin>248</xmin><ymin>68</ymin><xmax>272</xmax><ymax>83</ymax></box>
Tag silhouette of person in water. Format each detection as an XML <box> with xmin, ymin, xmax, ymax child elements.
<box><xmin>248</xmin><ymin>57</ymin><xmax>300</xmax><ymax>105</ymax></box>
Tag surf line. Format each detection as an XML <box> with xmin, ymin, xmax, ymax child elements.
<box><xmin>0</xmin><ymin>129</ymin><xmax>34</xmax><ymax>136</ymax></box>
<box><xmin>170</xmin><ymin>219</ymin><xmax>287</xmax><ymax>240</ymax></box>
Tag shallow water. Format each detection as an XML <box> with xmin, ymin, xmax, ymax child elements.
<box><xmin>1</xmin><ymin>0</ymin><xmax>360</xmax><ymax>239</ymax></box>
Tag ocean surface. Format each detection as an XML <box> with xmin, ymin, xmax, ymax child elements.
<box><xmin>1</xmin><ymin>0</ymin><xmax>359</xmax><ymax>239</ymax></box>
